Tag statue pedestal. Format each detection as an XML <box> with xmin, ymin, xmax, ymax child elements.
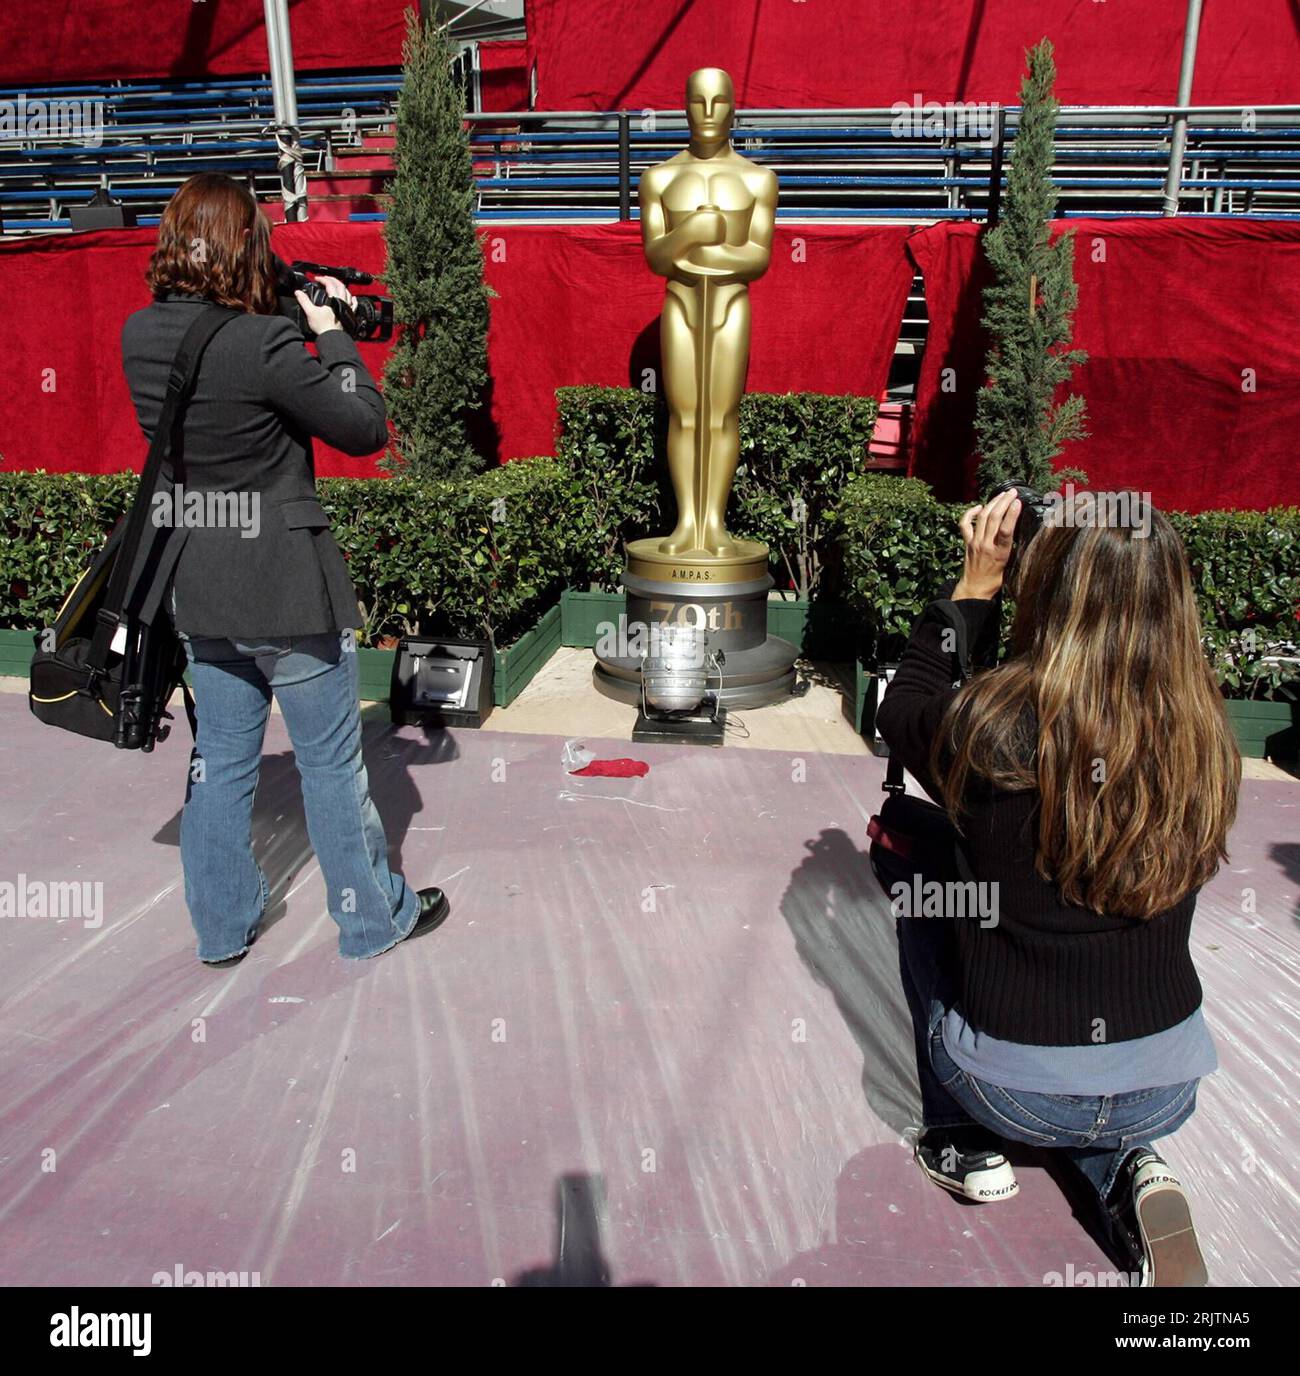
<box><xmin>593</xmin><ymin>537</ymin><xmax>799</xmax><ymax>709</ymax></box>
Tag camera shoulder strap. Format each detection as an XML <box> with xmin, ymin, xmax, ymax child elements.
<box><xmin>89</xmin><ymin>305</ymin><xmax>239</xmax><ymax>671</ymax></box>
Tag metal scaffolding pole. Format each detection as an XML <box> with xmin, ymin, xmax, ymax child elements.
<box><xmin>1162</xmin><ymin>0</ymin><xmax>1205</xmax><ymax>215</ymax></box>
<box><xmin>264</xmin><ymin>0</ymin><xmax>309</xmax><ymax>221</ymax></box>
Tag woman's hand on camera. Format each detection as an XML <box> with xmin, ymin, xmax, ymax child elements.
<box><xmin>293</xmin><ymin>276</ymin><xmax>356</xmax><ymax>337</ymax></box>
<box><xmin>954</xmin><ymin>487</ymin><xmax>1021</xmax><ymax>600</ymax></box>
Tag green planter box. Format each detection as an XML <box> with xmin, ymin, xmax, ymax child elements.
<box><xmin>561</xmin><ymin>589</ymin><xmax>853</xmax><ymax>660</ymax></box>
<box><xmin>2</xmin><ymin>611</ymin><xmax>565</xmax><ymax>716</ymax></box>
<box><xmin>0</xmin><ymin>627</ymin><xmax>34</xmax><ymax>679</ymax></box>
<box><xmin>768</xmin><ymin>597</ymin><xmax>855</xmax><ymax>658</ymax></box>
<box><xmin>854</xmin><ymin>661</ymin><xmax>898</xmax><ymax>743</ymax></box>
<box><xmin>766</xmin><ymin>597</ymin><xmax>809</xmax><ymax>651</ymax></box>
<box><xmin>852</xmin><ymin>675</ymin><xmax>1299</xmax><ymax>764</ymax></box>
<box><xmin>854</xmin><ymin>660</ymin><xmax>872</xmax><ymax>737</ymax></box>
<box><xmin>355</xmin><ymin>646</ymin><xmax>396</xmax><ymax>703</ymax></box>
<box><xmin>849</xmin><ymin>675</ymin><xmax>1297</xmax><ymax>764</ymax></box>
<box><xmin>561</xmin><ymin>589</ymin><xmax>625</xmax><ymax>648</ymax></box>
<box><xmin>1225</xmin><ymin>697</ymin><xmax>1298</xmax><ymax>761</ymax></box>
<box><xmin>493</xmin><ymin>601</ymin><xmax>562</xmax><ymax>707</ymax></box>
<box><xmin>562</xmin><ymin>589</ymin><xmax>814</xmax><ymax>651</ymax></box>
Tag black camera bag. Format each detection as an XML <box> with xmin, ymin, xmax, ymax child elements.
<box><xmin>28</xmin><ymin>305</ymin><xmax>237</xmax><ymax>751</ymax></box>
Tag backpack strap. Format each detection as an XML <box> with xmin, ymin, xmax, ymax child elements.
<box><xmin>180</xmin><ymin>675</ymin><xmax>199</xmax><ymax>739</ymax></box>
<box><xmin>88</xmin><ymin>305</ymin><xmax>239</xmax><ymax>673</ymax></box>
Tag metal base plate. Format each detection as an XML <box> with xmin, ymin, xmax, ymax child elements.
<box><xmin>631</xmin><ymin>707</ymin><xmax>727</xmax><ymax>747</ymax></box>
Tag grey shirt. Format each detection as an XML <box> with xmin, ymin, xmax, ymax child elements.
<box><xmin>942</xmin><ymin>1004</ymin><xmax>1218</xmax><ymax>1095</ymax></box>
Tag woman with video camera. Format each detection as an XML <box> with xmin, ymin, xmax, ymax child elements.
<box><xmin>876</xmin><ymin>486</ymin><xmax>1241</xmax><ymax>1287</ymax></box>
<box><xmin>121</xmin><ymin>173</ymin><xmax>449</xmax><ymax>967</ymax></box>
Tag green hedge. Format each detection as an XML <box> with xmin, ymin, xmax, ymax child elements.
<box><xmin>556</xmin><ymin>384</ymin><xmax>878</xmax><ymax>599</ymax></box>
<box><xmin>1</xmin><ymin>471</ymin><xmax>137</xmax><ymax>630</ymax></box>
<box><xmin>0</xmin><ymin>461</ymin><xmax>579</xmax><ymax>652</ymax></box>
<box><xmin>834</xmin><ymin>475</ymin><xmax>1300</xmax><ymax>697</ymax></box>
<box><xmin>319</xmin><ymin>460</ymin><xmax>577</xmax><ymax>650</ymax></box>
<box><xmin>555</xmin><ymin>386</ymin><xmax>662</xmax><ymax>592</ymax></box>
<box><xmin>3</xmin><ymin>450</ymin><xmax>1295</xmax><ymax>697</ymax></box>
<box><xmin>0</xmin><ymin>386</ymin><xmax>881</xmax><ymax>640</ymax></box>
<box><xmin>833</xmin><ymin>474</ymin><xmax>968</xmax><ymax>664</ymax></box>
<box><xmin>1168</xmin><ymin>509</ymin><xmax>1300</xmax><ymax>697</ymax></box>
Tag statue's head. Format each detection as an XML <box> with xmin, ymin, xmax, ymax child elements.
<box><xmin>685</xmin><ymin>68</ymin><xmax>734</xmax><ymax>145</ymax></box>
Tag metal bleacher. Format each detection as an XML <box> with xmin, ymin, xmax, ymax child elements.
<box><xmin>466</xmin><ymin>106</ymin><xmax>1300</xmax><ymax>224</ymax></box>
<box><xmin>4</xmin><ymin>60</ymin><xmax>1300</xmax><ymax>236</ymax></box>
<box><xmin>4</xmin><ymin>64</ymin><xmax>1298</xmax><ymax>409</ymax></box>
<box><xmin>0</xmin><ymin>72</ymin><xmax>401</xmax><ymax>233</ymax></box>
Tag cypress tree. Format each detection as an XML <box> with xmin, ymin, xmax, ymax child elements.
<box><xmin>383</xmin><ymin>9</ymin><xmax>490</xmax><ymax>480</ymax></box>
<box><xmin>974</xmin><ymin>39</ymin><xmax>1088</xmax><ymax>496</ymax></box>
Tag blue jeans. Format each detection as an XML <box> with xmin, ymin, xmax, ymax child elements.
<box><xmin>181</xmin><ymin>631</ymin><xmax>420</xmax><ymax>961</ymax></box>
<box><xmin>897</xmin><ymin>914</ymin><xmax>1198</xmax><ymax>1228</ymax></box>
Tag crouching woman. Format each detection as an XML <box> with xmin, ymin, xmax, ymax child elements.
<box><xmin>877</xmin><ymin>488</ymin><xmax>1240</xmax><ymax>1287</ymax></box>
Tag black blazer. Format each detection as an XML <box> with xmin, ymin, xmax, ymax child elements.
<box><xmin>120</xmin><ymin>294</ymin><xmax>388</xmax><ymax>639</ymax></box>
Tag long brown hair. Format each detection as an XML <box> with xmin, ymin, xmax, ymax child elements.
<box><xmin>935</xmin><ymin>495</ymin><xmax>1240</xmax><ymax>919</ymax></box>
<box><xmin>146</xmin><ymin>173</ymin><xmax>277</xmax><ymax>314</ymax></box>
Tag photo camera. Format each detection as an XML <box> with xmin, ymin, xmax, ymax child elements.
<box><xmin>273</xmin><ymin>255</ymin><xmax>394</xmax><ymax>343</ymax></box>
<box><xmin>989</xmin><ymin>479</ymin><xmax>1052</xmax><ymax>584</ymax></box>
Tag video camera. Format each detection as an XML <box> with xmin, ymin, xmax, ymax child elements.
<box><xmin>273</xmin><ymin>255</ymin><xmax>394</xmax><ymax>343</ymax></box>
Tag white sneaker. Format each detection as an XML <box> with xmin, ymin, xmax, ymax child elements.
<box><xmin>1127</xmin><ymin>1152</ymin><xmax>1208</xmax><ymax>1287</ymax></box>
<box><xmin>914</xmin><ymin>1127</ymin><xmax>1020</xmax><ymax>1203</ymax></box>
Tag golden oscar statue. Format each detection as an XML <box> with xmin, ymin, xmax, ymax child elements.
<box><xmin>637</xmin><ymin>65</ymin><xmax>776</xmax><ymax>566</ymax></box>
<box><xmin>594</xmin><ymin>68</ymin><xmax>798</xmax><ymax>713</ymax></box>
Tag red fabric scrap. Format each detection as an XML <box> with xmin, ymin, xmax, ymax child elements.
<box><xmin>570</xmin><ymin>759</ymin><xmax>650</xmax><ymax>778</ymax></box>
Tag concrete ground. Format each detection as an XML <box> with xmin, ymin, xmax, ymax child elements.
<box><xmin>477</xmin><ymin>647</ymin><xmax>1297</xmax><ymax>780</ymax></box>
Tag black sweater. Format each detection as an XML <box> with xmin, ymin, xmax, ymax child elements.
<box><xmin>876</xmin><ymin>594</ymin><xmax>1202</xmax><ymax>1046</ymax></box>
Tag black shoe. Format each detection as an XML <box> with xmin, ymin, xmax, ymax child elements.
<box><xmin>1111</xmin><ymin>1150</ymin><xmax>1208</xmax><ymax>1288</ymax></box>
<box><xmin>404</xmin><ymin>886</ymin><xmax>450</xmax><ymax>941</ymax></box>
<box><xmin>914</xmin><ymin>1126</ymin><xmax>1019</xmax><ymax>1202</ymax></box>
<box><xmin>202</xmin><ymin>950</ymin><xmax>249</xmax><ymax>969</ymax></box>
<box><xmin>201</xmin><ymin>925</ymin><xmax>258</xmax><ymax>968</ymax></box>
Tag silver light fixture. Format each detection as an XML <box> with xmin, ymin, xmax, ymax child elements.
<box><xmin>641</xmin><ymin>624</ymin><xmax>707</xmax><ymax>716</ymax></box>
<box><xmin>634</xmin><ymin>625</ymin><xmax>727</xmax><ymax>746</ymax></box>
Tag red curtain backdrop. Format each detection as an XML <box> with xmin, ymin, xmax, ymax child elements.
<box><xmin>527</xmin><ymin>0</ymin><xmax>1300</xmax><ymax>110</ymax></box>
<box><xmin>8</xmin><ymin>216</ymin><xmax>1300</xmax><ymax>514</ymax></box>
<box><xmin>6</xmin><ymin>2</ymin><xmax>1299</xmax><ymax>100</ymax></box>
<box><xmin>908</xmin><ymin>218</ymin><xmax>1300</xmax><ymax>513</ymax></box>
<box><xmin>0</xmin><ymin>1</ymin><xmax>412</xmax><ymax>85</ymax></box>
<box><xmin>0</xmin><ymin>222</ymin><xmax>913</xmax><ymax>478</ymax></box>
<box><xmin>479</xmin><ymin>40</ymin><xmax>531</xmax><ymax>113</ymax></box>
<box><xmin>477</xmin><ymin>222</ymin><xmax>913</xmax><ymax>462</ymax></box>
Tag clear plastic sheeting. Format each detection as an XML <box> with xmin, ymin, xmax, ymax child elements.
<box><xmin>561</xmin><ymin>738</ymin><xmax>595</xmax><ymax>772</ymax></box>
<box><xmin>0</xmin><ymin>695</ymin><xmax>1294</xmax><ymax>1287</ymax></box>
